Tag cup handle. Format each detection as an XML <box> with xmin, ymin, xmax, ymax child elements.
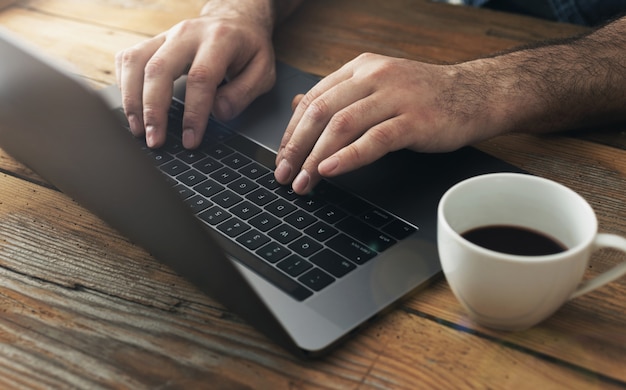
<box><xmin>569</xmin><ymin>233</ymin><xmax>626</xmax><ymax>300</ymax></box>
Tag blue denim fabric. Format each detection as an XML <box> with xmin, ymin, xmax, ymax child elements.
<box><xmin>550</xmin><ymin>0</ymin><xmax>626</xmax><ymax>25</ymax></box>
<box><xmin>461</xmin><ymin>0</ymin><xmax>626</xmax><ymax>25</ymax></box>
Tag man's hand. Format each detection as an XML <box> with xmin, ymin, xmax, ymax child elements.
<box><xmin>275</xmin><ymin>53</ymin><xmax>504</xmax><ymax>194</ymax></box>
<box><xmin>115</xmin><ymin>1</ymin><xmax>278</xmax><ymax>149</ymax></box>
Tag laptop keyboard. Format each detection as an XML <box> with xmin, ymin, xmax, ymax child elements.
<box><xmin>120</xmin><ymin>99</ymin><xmax>417</xmax><ymax>301</ymax></box>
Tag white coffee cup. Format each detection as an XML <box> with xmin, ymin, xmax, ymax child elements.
<box><xmin>437</xmin><ymin>172</ymin><xmax>626</xmax><ymax>331</ymax></box>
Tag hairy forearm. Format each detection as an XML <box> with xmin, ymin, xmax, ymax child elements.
<box><xmin>455</xmin><ymin>16</ymin><xmax>626</xmax><ymax>137</ymax></box>
<box><xmin>201</xmin><ymin>0</ymin><xmax>303</xmax><ymax>30</ymax></box>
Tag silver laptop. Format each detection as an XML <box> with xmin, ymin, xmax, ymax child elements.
<box><xmin>0</xmin><ymin>29</ymin><xmax>523</xmax><ymax>357</ymax></box>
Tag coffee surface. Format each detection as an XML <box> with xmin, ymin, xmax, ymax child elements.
<box><xmin>461</xmin><ymin>225</ymin><xmax>567</xmax><ymax>256</ymax></box>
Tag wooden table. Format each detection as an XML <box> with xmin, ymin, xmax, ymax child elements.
<box><xmin>1</xmin><ymin>1</ymin><xmax>625</xmax><ymax>388</ymax></box>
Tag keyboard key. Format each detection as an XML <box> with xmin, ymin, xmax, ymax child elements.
<box><xmin>161</xmin><ymin>135</ymin><xmax>184</xmax><ymax>155</ymax></box>
<box><xmin>311</xmin><ymin>181</ymin><xmax>350</xmax><ymax>204</ymax></box>
<box><xmin>310</xmin><ymin>249</ymin><xmax>357</xmax><ymax>278</ymax></box>
<box><xmin>382</xmin><ymin>219</ymin><xmax>417</xmax><ymax>240</ymax></box>
<box><xmin>184</xmin><ymin>195</ymin><xmax>212</xmax><ymax>214</ymax></box>
<box><xmin>265</xmin><ymin>199</ymin><xmax>296</xmax><ymax>218</ymax></box>
<box><xmin>247</xmin><ymin>187</ymin><xmax>277</xmax><ymax>206</ymax></box>
<box><xmin>204</xmin><ymin>143</ymin><xmax>234</xmax><ymax>160</ymax></box>
<box><xmin>148</xmin><ymin>150</ymin><xmax>173</xmax><ymax>165</ymax></box>
<box><xmin>177</xmin><ymin>169</ymin><xmax>207</xmax><ymax>187</ymax></box>
<box><xmin>249</xmin><ymin>212</ymin><xmax>281</xmax><ymax>232</ymax></box>
<box><xmin>193</xmin><ymin>156</ymin><xmax>223</xmax><ymax>174</ymax></box>
<box><xmin>327</xmin><ymin>234</ymin><xmax>377</xmax><ymax>265</ymax></box>
<box><xmin>211</xmin><ymin>189</ymin><xmax>243</xmax><ymax>209</ymax></box>
<box><xmin>285</xmin><ymin>210</ymin><xmax>316</xmax><ymax>230</ymax></box>
<box><xmin>338</xmin><ymin>196</ymin><xmax>371</xmax><ymax>216</ymax></box>
<box><xmin>256</xmin><ymin>242</ymin><xmax>291</xmax><ymax>264</ymax></box>
<box><xmin>204</xmin><ymin>122</ymin><xmax>234</xmax><ymax>142</ymax></box>
<box><xmin>240</xmin><ymin>162</ymin><xmax>269</xmax><ymax>180</ymax></box>
<box><xmin>228</xmin><ymin>177</ymin><xmax>258</xmax><ymax>195</ymax></box>
<box><xmin>236</xmin><ymin>229</ymin><xmax>270</xmax><ymax>250</ymax></box>
<box><xmin>276</xmin><ymin>186</ymin><xmax>298</xmax><ymax>201</ymax></box>
<box><xmin>336</xmin><ymin>217</ymin><xmax>396</xmax><ymax>252</ymax></box>
<box><xmin>173</xmin><ymin>184</ymin><xmax>193</xmax><ymax>200</ymax></box>
<box><xmin>277</xmin><ymin>255</ymin><xmax>313</xmax><ymax>277</ymax></box>
<box><xmin>361</xmin><ymin>209</ymin><xmax>392</xmax><ymax>227</ymax></box>
<box><xmin>225</xmin><ymin>134</ymin><xmax>276</xmax><ymax>169</ymax></box>
<box><xmin>194</xmin><ymin>179</ymin><xmax>225</xmax><ymax>198</ymax></box>
<box><xmin>269</xmin><ymin>224</ymin><xmax>302</xmax><ymax>244</ymax></box>
<box><xmin>223</xmin><ymin>152</ymin><xmax>252</xmax><ymax>169</ymax></box>
<box><xmin>315</xmin><ymin>205</ymin><xmax>347</xmax><ymax>224</ymax></box>
<box><xmin>298</xmin><ymin>268</ymin><xmax>335</xmax><ymax>291</ymax></box>
<box><xmin>288</xmin><ymin>236</ymin><xmax>322</xmax><ymax>258</ymax></box>
<box><xmin>230</xmin><ymin>200</ymin><xmax>262</xmax><ymax>220</ymax></box>
<box><xmin>295</xmin><ymin>195</ymin><xmax>325</xmax><ymax>212</ymax></box>
<box><xmin>250</xmin><ymin>212</ymin><xmax>280</xmax><ymax>232</ymax></box>
<box><xmin>177</xmin><ymin>149</ymin><xmax>207</xmax><ymax>164</ymax></box>
<box><xmin>304</xmin><ymin>221</ymin><xmax>338</xmax><ymax>242</ymax></box>
<box><xmin>199</xmin><ymin>206</ymin><xmax>231</xmax><ymax>225</ymax></box>
<box><xmin>161</xmin><ymin>159</ymin><xmax>190</xmax><ymax>176</ymax></box>
<box><xmin>258</xmin><ymin>173</ymin><xmax>281</xmax><ymax>190</ymax></box>
<box><xmin>210</xmin><ymin>166</ymin><xmax>241</xmax><ymax>185</ymax></box>
<box><xmin>217</xmin><ymin>217</ymin><xmax>250</xmax><ymax>238</ymax></box>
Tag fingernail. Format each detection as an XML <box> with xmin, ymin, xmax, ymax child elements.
<box><xmin>182</xmin><ymin>128</ymin><xmax>195</xmax><ymax>149</ymax></box>
<box><xmin>292</xmin><ymin>169</ymin><xmax>311</xmax><ymax>194</ymax></box>
<box><xmin>274</xmin><ymin>159</ymin><xmax>292</xmax><ymax>184</ymax></box>
<box><xmin>128</xmin><ymin>114</ymin><xmax>141</xmax><ymax>136</ymax></box>
<box><xmin>319</xmin><ymin>156</ymin><xmax>339</xmax><ymax>175</ymax></box>
<box><xmin>145</xmin><ymin>125</ymin><xmax>157</xmax><ymax>148</ymax></box>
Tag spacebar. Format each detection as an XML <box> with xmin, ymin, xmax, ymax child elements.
<box><xmin>236</xmin><ymin>254</ymin><xmax>313</xmax><ymax>301</ymax></box>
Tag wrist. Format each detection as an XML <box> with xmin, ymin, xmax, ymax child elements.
<box><xmin>201</xmin><ymin>0</ymin><xmax>275</xmax><ymax>31</ymax></box>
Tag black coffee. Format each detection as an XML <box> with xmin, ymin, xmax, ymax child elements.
<box><xmin>461</xmin><ymin>225</ymin><xmax>567</xmax><ymax>256</ymax></box>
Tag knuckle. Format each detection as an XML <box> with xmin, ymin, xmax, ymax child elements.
<box><xmin>141</xmin><ymin>103</ymin><xmax>166</xmax><ymax>125</ymax></box>
<box><xmin>368</xmin><ymin>125</ymin><xmax>397</xmax><ymax>149</ymax></box>
<box><xmin>117</xmin><ymin>47</ymin><xmax>142</xmax><ymax>66</ymax></box>
<box><xmin>303</xmin><ymin>98</ymin><xmax>331</xmax><ymax>123</ymax></box>
<box><xmin>328</xmin><ymin>109</ymin><xmax>356</xmax><ymax>134</ymax></box>
<box><xmin>168</xmin><ymin>18</ymin><xmax>206</xmax><ymax>38</ymax></box>
<box><xmin>342</xmin><ymin>143</ymin><xmax>365</xmax><ymax>164</ymax></box>
<box><xmin>121</xmin><ymin>95</ymin><xmax>138</xmax><ymax>113</ymax></box>
<box><xmin>186</xmin><ymin>64</ymin><xmax>216</xmax><ymax>86</ymax></box>
<box><xmin>280</xmin><ymin>140</ymin><xmax>306</xmax><ymax>161</ymax></box>
<box><xmin>144</xmin><ymin>56</ymin><xmax>168</xmax><ymax>80</ymax></box>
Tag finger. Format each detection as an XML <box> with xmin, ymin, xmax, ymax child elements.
<box><xmin>141</xmin><ymin>37</ymin><xmax>199</xmax><ymax>148</ymax></box>
<box><xmin>290</xmin><ymin>91</ymin><xmax>394</xmax><ymax>194</ymax></box>
<box><xmin>318</xmin><ymin>116</ymin><xmax>409</xmax><ymax>177</ymax></box>
<box><xmin>116</xmin><ymin>35</ymin><xmax>165</xmax><ymax>138</ymax></box>
<box><xmin>276</xmin><ymin>66</ymin><xmax>354</xmax><ymax>166</ymax></box>
<box><xmin>291</xmin><ymin>94</ymin><xmax>304</xmax><ymax>111</ymax></box>
<box><xmin>212</xmin><ymin>54</ymin><xmax>276</xmax><ymax>121</ymax></box>
<box><xmin>179</xmin><ymin>49</ymin><xmax>226</xmax><ymax>149</ymax></box>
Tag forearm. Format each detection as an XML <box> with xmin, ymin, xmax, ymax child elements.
<box><xmin>456</xmin><ymin>16</ymin><xmax>626</xmax><ymax>137</ymax></box>
<box><xmin>201</xmin><ymin>0</ymin><xmax>303</xmax><ymax>31</ymax></box>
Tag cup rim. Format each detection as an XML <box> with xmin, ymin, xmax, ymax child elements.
<box><xmin>438</xmin><ymin>172</ymin><xmax>597</xmax><ymax>262</ymax></box>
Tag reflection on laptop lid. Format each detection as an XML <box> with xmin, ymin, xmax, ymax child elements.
<box><xmin>0</xmin><ymin>28</ymin><xmax>523</xmax><ymax>357</ymax></box>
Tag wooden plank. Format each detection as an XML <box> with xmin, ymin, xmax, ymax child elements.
<box><xmin>22</xmin><ymin>0</ymin><xmax>204</xmax><ymax>36</ymax></box>
<box><xmin>273</xmin><ymin>0</ymin><xmax>588</xmax><ymax>76</ymax></box>
<box><xmin>0</xmin><ymin>7</ymin><xmax>144</xmax><ymax>86</ymax></box>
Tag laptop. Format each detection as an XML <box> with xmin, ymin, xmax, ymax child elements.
<box><xmin>0</xmin><ymin>29</ymin><xmax>523</xmax><ymax>357</ymax></box>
